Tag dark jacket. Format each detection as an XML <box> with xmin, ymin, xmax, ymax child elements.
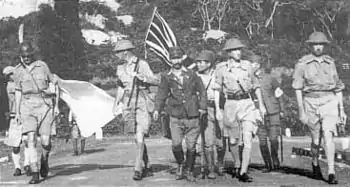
<box><xmin>155</xmin><ymin>68</ymin><xmax>207</xmax><ymax>119</ymax></box>
<box><xmin>260</xmin><ymin>73</ymin><xmax>285</xmax><ymax>115</ymax></box>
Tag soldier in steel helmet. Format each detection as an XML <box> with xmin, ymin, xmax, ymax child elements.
<box><xmin>153</xmin><ymin>46</ymin><xmax>207</xmax><ymax>181</ymax></box>
<box><xmin>194</xmin><ymin>49</ymin><xmax>221</xmax><ymax>179</ymax></box>
<box><xmin>14</xmin><ymin>42</ymin><xmax>59</xmax><ymax>184</ymax></box>
<box><xmin>292</xmin><ymin>31</ymin><xmax>346</xmax><ymax>184</ymax></box>
<box><xmin>3</xmin><ymin>66</ymin><xmax>31</xmax><ymax>177</ymax></box>
<box><xmin>213</xmin><ymin>38</ymin><xmax>266</xmax><ymax>182</ymax></box>
<box><xmin>112</xmin><ymin>39</ymin><xmax>159</xmax><ymax>181</ymax></box>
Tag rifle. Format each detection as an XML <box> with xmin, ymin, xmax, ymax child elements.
<box><xmin>200</xmin><ymin>113</ymin><xmax>208</xmax><ymax>179</ymax></box>
<box><xmin>316</xmin><ymin>110</ymin><xmax>323</xmax><ymax>160</ymax></box>
<box><xmin>280</xmin><ymin>125</ymin><xmax>284</xmax><ymax>163</ymax></box>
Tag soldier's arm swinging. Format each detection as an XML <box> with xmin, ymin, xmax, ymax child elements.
<box><xmin>154</xmin><ymin>75</ymin><xmax>170</xmax><ymax>113</ymax></box>
<box><xmin>15</xmin><ymin>90</ymin><xmax>22</xmax><ymax>121</ymax></box>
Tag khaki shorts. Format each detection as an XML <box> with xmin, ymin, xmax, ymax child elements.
<box><xmin>20</xmin><ymin>97</ymin><xmax>54</xmax><ymax>136</ymax></box>
<box><xmin>304</xmin><ymin>94</ymin><xmax>339</xmax><ymax>136</ymax></box>
<box><xmin>122</xmin><ymin>95</ymin><xmax>151</xmax><ymax>135</ymax></box>
<box><xmin>223</xmin><ymin>99</ymin><xmax>260</xmax><ymax>144</ymax></box>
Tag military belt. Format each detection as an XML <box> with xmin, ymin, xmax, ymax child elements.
<box><xmin>226</xmin><ymin>93</ymin><xmax>250</xmax><ymax>100</ymax></box>
<box><xmin>303</xmin><ymin>91</ymin><xmax>335</xmax><ymax>98</ymax></box>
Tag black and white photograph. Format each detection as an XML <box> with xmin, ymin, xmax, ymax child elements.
<box><xmin>0</xmin><ymin>0</ymin><xmax>350</xmax><ymax>186</ymax></box>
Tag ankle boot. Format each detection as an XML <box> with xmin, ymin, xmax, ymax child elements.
<box><xmin>175</xmin><ymin>164</ymin><xmax>185</xmax><ymax>180</ymax></box>
<box><xmin>80</xmin><ymin>138</ymin><xmax>85</xmax><ymax>154</ymax></box>
<box><xmin>206</xmin><ymin>149</ymin><xmax>216</xmax><ymax>179</ymax></box>
<box><xmin>270</xmin><ymin>139</ymin><xmax>280</xmax><ymax>170</ymax></box>
<box><xmin>259</xmin><ymin>145</ymin><xmax>273</xmax><ymax>173</ymax></box>
<box><xmin>29</xmin><ymin>172</ymin><xmax>40</xmax><ymax>184</ymax></box>
<box><xmin>73</xmin><ymin>139</ymin><xmax>79</xmax><ymax>156</ymax></box>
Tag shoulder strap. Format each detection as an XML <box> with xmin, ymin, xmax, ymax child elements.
<box><xmin>205</xmin><ymin>70</ymin><xmax>215</xmax><ymax>91</ymax></box>
<box><xmin>127</xmin><ymin>58</ymin><xmax>141</xmax><ymax>107</ymax></box>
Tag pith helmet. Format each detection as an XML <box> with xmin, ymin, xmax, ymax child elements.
<box><xmin>19</xmin><ymin>42</ymin><xmax>36</xmax><ymax>56</ymax></box>
<box><xmin>223</xmin><ymin>38</ymin><xmax>245</xmax><ymax>51</ymax></box>
<box><xmin>114</xmin><ymin>40</ymin><xmax>135</xmax><ymax>52</ymax></box>
<box><xmin>3</xmin><ymin>66</ymin><xmax>14</xmax><ymax>75</ymax></box>
<box><xmin>169</xmin><ymin>46</ymin><xmax>184</xmax><ymax>59</ymax></box>
<box><xmin>196</xmin><ymin>50</ymin><xmax>215</xmax><ymax>63</ymax></box>
<box><xmin>305</xmin><ymin>32</ymin><xmax>330</xmax><ymax>44</ymax></box>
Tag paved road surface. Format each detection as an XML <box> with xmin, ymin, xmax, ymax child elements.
<box><xmin>1</xmin><ymin>136</ymin><xmax>350</xmax><ymax>186</ymax></box>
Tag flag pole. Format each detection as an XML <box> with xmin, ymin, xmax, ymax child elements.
<box><xmin>144</xmin><ymin>6</ymin><xmax>157</xmax><ymax>59</ymax></box>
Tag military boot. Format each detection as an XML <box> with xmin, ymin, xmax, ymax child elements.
<box><xmin>259</xmin><ymin>145</ymin><xmax>273</xmax><ymax>173</ymax></box>
<box><xmin>328</xmin><ymin>174</ymin><xmax>338</xmax><ymax>184</ymax></box>
<box><xmin>13</xmin><ymin>168</ymin><xmax>21</xmax><ymax>176</ymax></box>
<box><xmin>270</xmin><ymin>139</ymin><xmax>280</xmax><ymax>171</ymax></box>
<box><xmin>40</xmin><ymin>156</ymin><xmax>49</xmax><ymax>178</ymax></box>
<box><xmin>24</xmin><ymin>165</ymin><xmax>31</xmax><ymax>176</ymax></box>
<box><xmin>29</xmin><ymin>172</ymin><xmax>40</xmax><ymax>184</ymax></box>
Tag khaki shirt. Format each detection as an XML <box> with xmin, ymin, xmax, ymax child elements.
<box><xmin>292</xmin><ymin>54</ymin><xmax>345</xmax><ymax>93</ymax></box>
<box><xmin>14</xmin><ymin>60</ymin><xmax>54</xmax><ymax>95</ymax></box>
<box><xmin>213</xmin><ymin>59</ymin><xmax>259</xmax><ymax>95</ymax></box>
<box><xmin>197</xmin><ymin>68</ymin><xmax>216</xmax><ymax>101</ymax></box>
<box><xmin>116</xmin><ymin>56</ymin><xmax>159</xmax><ymax>91</ymax></box>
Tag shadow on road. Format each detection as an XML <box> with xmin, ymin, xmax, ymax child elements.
<box><xmin>46</xmin><ymin>164</ymin><xmax>133</xmax><ymax>179</ymax></box>
<box><xmin>83</xmin><ymin>148</ymin><xmax>106</xmax><ymax>155</ymax></box>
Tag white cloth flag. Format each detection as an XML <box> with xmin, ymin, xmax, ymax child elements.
<box><xmin>57</xmin><ymin>79</ymin><xmax>118</xmax><ymax>138</ymax></box>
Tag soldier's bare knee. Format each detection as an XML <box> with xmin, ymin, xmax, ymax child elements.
<box><xmin>40</xmin><ymin>135</ymin><xmax>50</xmax><ymax>145</ymax></box>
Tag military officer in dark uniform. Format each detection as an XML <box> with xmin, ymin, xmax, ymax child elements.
<box><xmin>153</xmin><ymin>46</ymin><xmax>207</xmax><ymax>181</ymax></box>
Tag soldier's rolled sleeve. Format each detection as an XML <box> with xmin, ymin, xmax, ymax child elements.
<box><xmin>332</xmin><ymin>63</ymin><xmax>345</xmax><ymax>92</ymax></box>
<box><xmin>155</xmin><ymin>75</ymin><xmax>169</xmax><ymax>112</ymax></box>
<box><xmin>292</xmin><ymin>63</ymin><xmax>304</xmax><ymax>90</ymax></box>
<box><xmin>139</xmin><ymin>60</ymin><xmax>160</xmax><ymax>86</ymax></box>
<box><xmin>195</xmin><ymin>74</ymin><xmax>208</xmax><ymax>110</ymax></box>
<box><xmin>213</xmin><ymin>68</ymin><xmax>223</xmax><ymax>91</ymax></box>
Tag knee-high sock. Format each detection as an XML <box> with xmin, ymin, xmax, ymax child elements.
<box><xmin>240</xmin><ymin>133</ymin><xmax>252</xmax><ymax>175</ymax></box>
<box><xmin>135</xmin><ymin>141</ymin><xmax>145</xmax><ymax>171</ymax></box>
<box><xmin>12</xmin><ymin>148</ymin><xmax>21</xmax><ymax>169</ymax></box>
<box><xmin>24</xmin><ymin>146</ymin><xmax>30</xmax><ymax>166</ymax></box>
<box><xmin>28</xmin><ymin>147</ymin><xmax>38</xmax><ymax>172</ymax></box>
<box><xmin>41</xmin><ymin>143</ymin><xmax>51</xmax><ymax>161</ymax></box>
<box><xmin>324</xmin><ymin>131</ymin><xmax>335</xmax><ymax>174</ymax></box>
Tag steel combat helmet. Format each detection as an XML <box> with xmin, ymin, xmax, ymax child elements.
<box><xmin>305</xmin><ymin>32</ymin><xmax>330</xmax><ymax>44</ymax></box>
<box><xmin>169</xmin><ymin>46</ymin><xmax>184</xmax><ymax>59</ymax></box>
<box><xmin>223</xmin><ymin>38</ymin><xmax>245</xmax><ymax>51</ymax></box>
<box><xmin>196</xmin><ymin>50</ymin><xmax>215</xmax><ymax>63</ymax></box>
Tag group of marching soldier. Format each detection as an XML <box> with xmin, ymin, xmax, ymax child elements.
<box><xmin>3</xmin><ymin>30</ymin><xmax>346</xmax><ymax>185</ymax></box>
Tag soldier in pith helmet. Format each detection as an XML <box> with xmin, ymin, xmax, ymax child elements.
<box><xmin>292</xmin><ymin>31</ymin><xmax>345</xmax><ymax>184</ymax></box>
